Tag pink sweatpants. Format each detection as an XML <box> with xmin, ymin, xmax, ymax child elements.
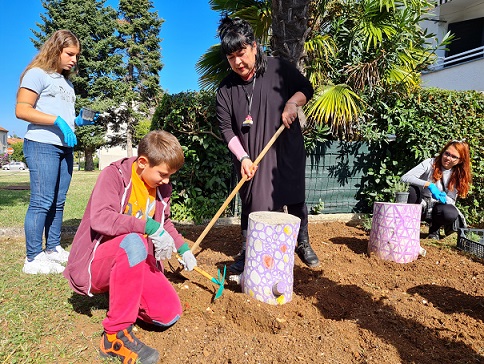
<box><xmin>90</xmin><ymin>233</ymin><xmax>182</xmax><ymax>333</ymax></box>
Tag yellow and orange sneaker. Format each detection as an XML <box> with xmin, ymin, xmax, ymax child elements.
<box><xmin>99</xmin><ymin>325</ymin><xmax>159</xmax><ymax>364</ymax></box>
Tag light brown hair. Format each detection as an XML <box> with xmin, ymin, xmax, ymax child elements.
<box><xmin>20</xmin><ymin>29</ymin><xmax>81</xmax><ymax>81</ymax></box>
<box><xmin>137</xmin><ymin>130</ymin><xmax>185</xmax><ymax>171</ymax></box>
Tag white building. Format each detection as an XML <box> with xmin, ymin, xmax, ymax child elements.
<box><xmin>421</xmin><ymin>0</ymin><xmax>484</xmax><ymax>91</ymax></box>
<box><xmin>98</xmin><ymin>121</ymin><xmax>138</xmax><ymax>170</ymax></box>
<box><xmin>0</xmin><ymin>126</ymin><xmax>8</xmax><ymax>153</ymax></box>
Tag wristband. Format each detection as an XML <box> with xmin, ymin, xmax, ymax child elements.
<box><xmin>177</xmin><ymin>242</ymin><xmax>190</xmax><ymax>254</ymax></box>
<box><xmin>240</xmin><ymin>155</ymin><xmax>250</xmax><ymax>163</ymax></box>
<box><xmin>145</xmin><ymin>217</ymin><xmax>160</xmax><ymax>235</ymax></box>
<box><xmin>286</xmin><ymin>101</ymin><xmax>298</xmax><ymax>107</ymax></box>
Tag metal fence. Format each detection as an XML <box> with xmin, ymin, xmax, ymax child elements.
<box><xmin>305</xmin><ymin>141</ymin><xmax>369</xmax><ymax>214</ymax></box>
<box><xmin>231</xmin><ymin>141</ymin><xmax>369</xmax><ymax>216</ymax></box>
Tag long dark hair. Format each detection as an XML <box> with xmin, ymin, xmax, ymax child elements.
<box><xmin>218</xmin><ymin>17</ymin><xmax>267</xmax><ymax>76</ymax></box>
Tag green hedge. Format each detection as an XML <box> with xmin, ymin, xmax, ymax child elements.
<box><xmin>151</xmin><ymin>91</ymin><xmax>232</xmax><ymax>223</ymax></box>
<box><xmin>152</xmin><ymin>88</ymin><xmax>484</xmax><ymax>228</ymax></box>
<box><xmin>360</xmin><ymin>88</ymin><xmax>484</xmax><ymax>227</ymax></box>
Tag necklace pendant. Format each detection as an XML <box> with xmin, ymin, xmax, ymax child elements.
<box><xmin>243</xmin><ymin>115</ymin><xmax>253</xmax><ymax>127</ymax></box>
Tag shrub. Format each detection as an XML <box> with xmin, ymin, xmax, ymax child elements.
<box><xmin>151</xmin><ymin>91</ymin><xmax>232</xmax><ymax>223</ymax></box>
<box><xmin>360</xmin><ymin>88</ymin><xmax>484</xmax><ymax>226</ymax></box>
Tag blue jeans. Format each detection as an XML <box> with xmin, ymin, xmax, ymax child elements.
<box><xmin>23</xmin><ymin>139</ymin><xmax>73</xmax><ymax>259</ymax></box>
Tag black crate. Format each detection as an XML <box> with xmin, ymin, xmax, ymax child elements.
<box><xmin>457</xmin><ymin>228</ymin><xmax>484</xmax><ymax>259</ymax></box>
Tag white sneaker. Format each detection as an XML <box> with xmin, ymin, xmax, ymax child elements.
<box><xmin>45</xmin><ymin>245</ymin><xmax>69</xmax><ymax>264</ymax></box>
<box><xmin>23</xmin><ymin>252</ymin><xmax>65</xmax><ymax>274</ymax></box>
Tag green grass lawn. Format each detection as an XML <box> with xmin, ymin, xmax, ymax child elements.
<box><xmin>0</xmin><ymin>170</ymin><xmax>115</xmax><ymax>363</ymax></box>
<box><xmin>0</xmin><ymin>170</ymin><xmax>100</xmax><ymax>228</ymax></box>
<box><xmin>0</xmin><ymin>234</ymin><xmax>113</xmax><ymax>363</ymax></box>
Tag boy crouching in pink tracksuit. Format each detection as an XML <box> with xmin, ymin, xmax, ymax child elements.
<box><xmin>63</xmin><ymin>130</ymin><xmax>196</xmax><ymax>364</ymax></box>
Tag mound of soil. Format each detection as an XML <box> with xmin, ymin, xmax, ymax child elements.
<box><xmin>130</xmin><ymin>221</ymin><xmax>483</xmax><ymax>364</ymax></box>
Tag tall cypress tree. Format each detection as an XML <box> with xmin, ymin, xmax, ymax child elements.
<box><xmin>115</xmin><ymin>0</ymin><xmax>163</xmax><ymax>156</ymax></box>
<box><xmin>33</xmin><ymin>0</ymin><xmax>121</xmax><ymax>170</ymax></box>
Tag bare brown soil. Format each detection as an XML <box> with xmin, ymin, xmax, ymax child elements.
<box><xmin>72</xmin><ymin>221</ymin><xmax>484</xmax><ymax>364</ymax></box>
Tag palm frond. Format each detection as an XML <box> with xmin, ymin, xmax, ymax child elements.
<box><xmin>234</xmin><ymin>4</ymin><xmax>272</xmax><ymax>46</ymax></box>
<box><xmin>305</xmin><ymin>34</ymin><xmax>336</xmax><ymax>60</ymax></box>
<box><xmin>386</xmin><ymin>65</ymin><xmax>419</xmax><ymax>86</ymax></box>
<box><xmin>209</xmin><ymin>0</ymin><xmax>259</xmax><ymax>13</ymax></box>
<box><xmin>307</xmin><ymin>84</ymin><xmax>362</xmax><ymax>135</ymax></box>
<box><xmin>196</xmin><ymin>44</ymin><xmax>231</xmax><ymax>91</ymax></box>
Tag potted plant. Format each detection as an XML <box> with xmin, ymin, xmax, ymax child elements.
<box><xmin>393</xmin><ymin>181</ymin><xmax>409</xmax><ymax>203</ymax></box>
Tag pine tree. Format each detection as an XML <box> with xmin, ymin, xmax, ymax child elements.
<box><xmin>33</xmin><ymin>0</ymin><xmax>121</xmax><ymax>170</ymax></box>
<box><xmin>114</xmin><ymin>0</ymin><xmax>163</xmax><ymax>156</ymax></box>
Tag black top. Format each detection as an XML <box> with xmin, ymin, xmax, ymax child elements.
<box><xmin>216</xmin><ymin>57</ymin><xmax>314</xmax><ymax>215</ymax></box>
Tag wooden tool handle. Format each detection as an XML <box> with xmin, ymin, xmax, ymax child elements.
<box><xmin>193</xmin><ymin>266</ymin><xmax>215</xmax><ymax>281</ymax></box>
<box><xmin>190</xmin><ymin>124</ymin><xmax>286</xmax><ymax>253</ymax></box>
<box><xmin>177</xmin><ymin>253</ymin><xmax>216</xmax><ymax>282</ymax></box>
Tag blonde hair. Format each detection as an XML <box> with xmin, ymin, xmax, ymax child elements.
<box><xmin>20</xmin><ymin>29</ymin><xmax>81</xmax><ymax>81</ymax></box>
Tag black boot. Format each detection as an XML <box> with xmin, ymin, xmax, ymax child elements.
<box><xmin>427</xmin><ymin>223</ymin><xmax>441</xmax><ymax>240</ymax></box>
<box><xmin>229</xmin><ymin>230</ymin><xmax>247</xmax><ymax>274</ymax></box>
<box><xmin>295</xmin><ymin>226</ymin><xmax>320</xmax><ymax>268</ymax></box>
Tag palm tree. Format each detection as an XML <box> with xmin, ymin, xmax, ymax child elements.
<box><xmin>197</xmin><ymin>0</ymin><xmax>449</xmax><ymax>139</ymax></box>
<box><xmin>196</xmin><ymin>0</ymin><xmax>272</xmax><ymax>91</ymax></box>
<box><xmin>304</xmin><ymin>0</ymin><xmax>450</xmax><ymax>139</ymax></box>
<box><xmin>270</xmin><ymin>0</ymin><xmax>311</xmax><ymax>70</ymax></box>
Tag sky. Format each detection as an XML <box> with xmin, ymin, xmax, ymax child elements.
<box><xmin>0</xmin><ymin>1</ymin><xmax>221</xmax><ymax>137</ymax></box>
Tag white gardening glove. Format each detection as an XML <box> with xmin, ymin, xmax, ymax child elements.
<box><xmin>177</xmin><ymin>243</ymin><xmax>197</xmax><ymax>271</ymax></box>
<box><xmin>149</xmin><ymin>225</ymin><xmax>176</xmax><ymax>261</ymax></box>
<box><xmin>180</xmin><ymin>251</ymin><xmax>197</xmax><ymax>271</ymax></box>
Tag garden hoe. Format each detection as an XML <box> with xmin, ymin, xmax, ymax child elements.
<box><xmin>177</xmin><ymin>124</ymin><xmax>286</xmax><ymax>298</ymax></box>
<box><xmin>175</xmin><ymin>253</ymin><xmax>226</xmax><ymax>301</ymax></box>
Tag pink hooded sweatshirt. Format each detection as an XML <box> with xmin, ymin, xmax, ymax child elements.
<box><xmin>63</xmin><ymin>156</ymin><xmax>184</xmax><ymax>296</ymax></box>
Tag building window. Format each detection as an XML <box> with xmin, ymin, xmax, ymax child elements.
<box><xmin>446</xmin><ymin>17</ymin><xmax>484</xmax><ymax>66</ymax></box>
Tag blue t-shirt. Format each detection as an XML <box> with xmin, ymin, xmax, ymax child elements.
<box><xmin>21</xmin><ymin>67</ymin><xmax>76</xmax><ymax>147</ymax></box>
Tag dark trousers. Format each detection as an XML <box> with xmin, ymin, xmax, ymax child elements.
<box><xmin>407</xmin><ymin>185</ymin><xmax>459</xmax><ymax>233</ymax></box>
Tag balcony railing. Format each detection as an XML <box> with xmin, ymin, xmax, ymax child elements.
<box><xmin>426</xmin><ymin>46</ymin><xmax>484</xmax><ymax>72</ymax></box>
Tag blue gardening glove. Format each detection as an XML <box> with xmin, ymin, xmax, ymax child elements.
<box><xmin>177</xmin><ymin>243</ymin><xmax>197</xmax><ymax>271</ymax></box>
<box><xmin>75</xmin><ymin>108</ymin><xmax>99</xmax><ymax>126</ymax></box>
<box><xmin>146</xmin><ymin>218</ymin><xmax>176</xmax><ymax>260</ymax></box>
<box><xmin>54</xmin><ymin>116</ymin><xmax>77</xmax><ymax>147</ymax></box>
<box><xmin>438</xmin><ymin>191</ymin><xmax>447</xmax><ymax>204</ymax></box>
<box><xmin>428</xmin><ymin>183</ymin><xmax>446</xmax><ymax>204</ymax></box>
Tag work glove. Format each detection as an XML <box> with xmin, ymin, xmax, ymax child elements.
<box><xmin>54</xmin><ymin>116</ymin><xmax>77</xmax><ymax>147</ymax></box>
<box><xmin>428</xmin><ymin>183</ymin><xmax>447</xmax><ymax>204</ymax></box>
<box><xmin>75</xmin><ymin>108</ymin><xmax>99</xmax><ymax>126</ymax></box>
<box><xmin>437</xmin><ymin>191</ymin><xmax>447</xmax><ymax>204</ymax></box>
<box><xmin>146</xmin><ymin>218</ymin><xmax>176</xmax><ymax>261</ymax></box>
<box><xmin>177</xmin><ymin>243</ymin><xmax>197</xmax><ymax>271</ymax></box>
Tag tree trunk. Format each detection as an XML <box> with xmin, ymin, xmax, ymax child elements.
<box><xmin>126</xmin><ymin>124</ymin><xmax>133</xmax><ymax>158</ymax></box>
<box><xmin>84</xmin><ymin>148</ymin><xmax>95</xmax><ymax>171</ymax></box>
<box><xmin>271</xmin><ymin>0</ymin><xmax>311</xmax><ymax>70</ymax></box>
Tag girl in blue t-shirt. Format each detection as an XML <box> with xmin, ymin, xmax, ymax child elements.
<box><xmin>15</xmin><ymin>29</ymin><xmax>80</xmax><ymax>274</ymax></box>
